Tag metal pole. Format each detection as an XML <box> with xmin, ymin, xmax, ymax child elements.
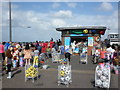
<box><xmin>9</xmin><ymin>0</ymin><xmax>12</xmax><ymax>42</ymax></box>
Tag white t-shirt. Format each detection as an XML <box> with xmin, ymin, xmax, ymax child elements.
<box><xmin>106</xmin><ymin>47</ymin><xmax>115</xmax><ymax>58</ymax></box>
<box><xmin>71</xmin><ymin>42</ymin><xmax>76</xmax><ymax>49</ymax></box>
<box><xmin>106</xmin><ymin>47</ymin><xmax>115</xmax><ymax>54</ymax></box>
<box><xmin>95</xmin><ymin>50</ymin><xmax>100</xmax><ymax>56</ymax></box>
<box><xmin>82</xmin><ymin>47</ymin><xmax>87</xmax><ymax>53</ymax></box>
<box><xmin>34</xmin><ymin>50</ymin><xmax>39</xmax><ymax>56</ymax></box>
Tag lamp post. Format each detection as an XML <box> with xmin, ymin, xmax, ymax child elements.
<box><xmin>9</xmin><ymin>0</ymin><xmax>12</xmax><ymax>42</ymax></box>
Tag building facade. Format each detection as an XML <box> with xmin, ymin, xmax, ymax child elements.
<box><xmin>56</xmin><ymin>26</ymin><xmax>107</xmax><ymax>55</ymax></box>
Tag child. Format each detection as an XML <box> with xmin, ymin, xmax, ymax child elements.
<box><xmin>19</xmin><ymin>49</ymin><xmax>24</xmax><ymax>67</ymax></box>
<box><xmin>12</xmin><ymin>47</ymin><xmax>19</xmax><ymax>69</ymax></box>
<box><xmin>46</xmin><ymin>46</ymin><xmax>51</xmax><ymax>58</ymax></box>
<box><xmin>93</xmin><ymin>47</ymin><xmax>100</xmax><ymax>63</ymax></box>
<box><xmin>23</xmin><ymin>44</ymin><xmax>32</xmax><ymax>66</ymax></box>
<box><xmin>33</xmin><ymin>47</ymin><xmax>39</xmax><ymax>67</ymax></box>
<box><xmin>5</xmin><ymin>46</ymin><xmax>13</xmax><ymax>79</ymax></box>
<box><xmin>80</xmin><ymin>46</ymin><xmax>87</xmax><ymax>63</ymax></box>
<box><xmin>59</xmin><ymin>45</ymin><xmax>65</xmax><ymax>55</ymax></box>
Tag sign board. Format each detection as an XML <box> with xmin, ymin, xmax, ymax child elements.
<box><xmin>70</xmin><ymin>34</ymin><xmax>88</xmax><ymax>36</ymax></box>
<box><xmin>88</xmin><ymin>37</ymin><xmax>94</xmax><ymax>46</ymax></box>
<box><xmin>64</xmin><ymin>37</ymin><xmax>71</xmax><ymax>50</ymax></box>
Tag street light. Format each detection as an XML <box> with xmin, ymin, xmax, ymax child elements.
<box><xmin>9</xmin><ymin>0</ymin><xmax>12</xmax><ymax>42</ymax></box>
<box><xmin>27</xmin><ymin>26</ymin><xmax>31</xmax><ymax>28</ymax></box>
<box><xmin>9</xmin><ymin>0</ymin><xmax>31</xmax><ymax>42</ymax></box>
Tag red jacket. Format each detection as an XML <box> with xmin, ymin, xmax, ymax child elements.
<box><xmin>50</xmin><ymin>42</ymin><xmax>54</xmax><ymax>49</ymax></box>
<box><xmin>42</xmin><ymin>47</ymin><xmax>46</xmax><ymax>53</ymax></box>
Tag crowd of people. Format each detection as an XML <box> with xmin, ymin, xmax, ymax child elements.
<box><xmin>0</xmin><ymin>38</ymin><xmax>120</xmax><ymax>79</ymax></box>
<box><xmin>93</xmin><ymin>43</ymin><xmax>120</xmax><ymax>74</ymax></box>
<box><xmin>93</xmin><ymin>44</ymin><xmax>120</xmax><ymax>63</ymax></box>
<box><xmin>0</xmin><ymin>38</ymin><xmax>62</xmax><ymax>79</ymax></box>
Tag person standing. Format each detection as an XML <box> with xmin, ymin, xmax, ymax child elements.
<box><xmin>100</xmin><ymin>47</ymin><xmax>107</xmax><ymax>61</ymax></box>
<box><xmin>33</xmin><ymin>47</ymin><xmax>39</xmax><ymax>67</ymax></box>
<box><xmin>46</xmin><ymin>46</ymin><xmax>51</xmax><ymax>58</ymax></box>
<box><xmin>0</xmin><ymin>42</ymin><xmax>5</xmax><ymax>63</ymax></box>
<box><xmin>78</xmin><ymin>41</ymin><xmax>85</xmax><ymax>54</ymax></box>
<box><xmin>19</xmin><ymin>49</ymin><xmax>24</xmax><ymax>67</ymax></box>
<box><xmin>50</xmin><ymin>40</ymin><xmax>54</xmax><ymax>50</ymax></box>
<box><xmin>4</xmin><ymin>42</ymin><xmax>10</xmax><ymax>51</ymax></box>
<box><xmin>59</xmin><ymin>45</ymin><xmax>65</xmax><ymax>55</ymax></box>
<box><xmin>58</xmin><ymin>39</ymin><xmax>62</xmax><ymax>46</ymax></box>
<box><xmin>54</xmin><ymin>42</ymin><xmax>59</xmax><ymax>52</ymax></box>
<box><xmin>12</xmin><ymin>47</ymin><xmax>19</xmax><ymax>69</ymax></box>
<box><xmin>23</xmin><ymin>44</ymin><xmax>32</xmax><ymax>66</ymax></box>
<box><xmin>93</xmin><ymin>47</ymin><xmax>100</xmax><ymax>64</ymax></box>
<box><xmin>71</xmin><ymin>41</ymin><xmax>76</xmax><ymax>53</ymax></box>
<box><xmin>5</xmin><ymin>46</ymin><xmax>13</xmax><ymax>79</ymax></box>
<box><xmin>65</xmin><ymin>47</ymin><xmax>71</xmax><ymax>62</ymax></box>
<box><xmin>106</xmin><ymin>44</ymin><xmax>115</xmax><ymax>64</ymax></box>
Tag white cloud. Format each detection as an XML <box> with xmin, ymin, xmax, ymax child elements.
<box><xmin>67</xmin><ymin>3</ymin><xmax>77</xmax><ymax>8</ymax></box>
<box><xmin>1</xmin><ymin>3</ymin><xmax>118</xmax><ymax>42</ymax></box>
<box><xmin>12</xmin><ymin>4</ymin><xmax>19</xmax><ymax>9</ymax></box>
<box><xmin>52</xmin><ymin>19</ymin><xmax>66</xmax><ymax>27</ymax></box>
<box><xmin>53</xmin><ymin>10</ymin><xmax>73</xmax><ymax>18</ymax></box>
<box><xmin>52</xmin><ymin>3</ymin><xmax>60</xmax><ymax>8</ymax></box>
<box><xmin>2</xmin><ymin>9</ymin><xmax>63</xmax><ymax>42</ymax></box>
<box><xmin>100</xmin><ymin>2</ymin><xmax>113</xmax><ymax>11</ymax></box>
<box><xmin>69</xmin><ymin>11</ymin><xmax>118</xmax><ymax>40</ymax></box>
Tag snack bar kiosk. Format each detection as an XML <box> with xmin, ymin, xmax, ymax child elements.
<box><xmin>56</xmin><ymin>26</ymin><xmax>107</xmax><ymax>55</ymax></box>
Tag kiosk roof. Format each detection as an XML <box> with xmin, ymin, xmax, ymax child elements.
<box><xmin>56</xmin><ymin>26</ymin><xmax>107</xmax><ymax>31</ymax></box>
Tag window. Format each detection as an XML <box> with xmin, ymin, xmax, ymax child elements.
<box><xmin>114</xmin><ymin>34</ymin><xmax>119</xmax><ymax>38</ymax></box>
<box><xmin>110</xmin><ymin>34</ymin><xmax>114</xmax><ymax>38</ymax></box>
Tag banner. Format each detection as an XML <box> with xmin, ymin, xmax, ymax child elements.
<box><xmin>64</xmin><ymin>37</ymin><xmax>70</xmax><ymax>50</ymax></box>
<box><xmin>70</xmin><ymin>34</ymin><xmax>88</xmax><ymax>36</ymax></box>
<box><xmin>88</xmin><ymin>37</ymin><xmax>94</xmax><ymax>46</ymax></box>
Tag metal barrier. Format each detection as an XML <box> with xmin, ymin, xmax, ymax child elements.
<box><xmin>58</xmin><ymin>63</ymin><xmax>72</xmax><ymax>87</ymax></box>
<box><xmin>95</xmin><ymin>63</ymin><xmax>111</xmax><ymax>88</ymax></box>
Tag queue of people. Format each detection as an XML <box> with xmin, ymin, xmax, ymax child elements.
<box><xmin>0</xmin><ymin>39</ymin><xmax>62</xmax><ymax>79</ymax></box>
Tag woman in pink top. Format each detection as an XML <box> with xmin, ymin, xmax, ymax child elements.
<box><xmin>0</xmin><ymin>42</ymin><xmax>5</xmax><ymax>61</ymax></box>
<box><xmin>23</xmin><ymin>44</ymin><xmax>32</xmax><ymax>65</ymax></box>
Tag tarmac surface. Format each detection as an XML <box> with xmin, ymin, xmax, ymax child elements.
<box><xmin>1</xmin><ymin>55</ymin><xmax>119</xmax><ymax>88</ymax></box>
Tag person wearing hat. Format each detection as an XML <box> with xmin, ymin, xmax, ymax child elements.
<box><xmin>4</xmin><ymin>42</ymin><xmax>10</xmax><ymax>51</ymax></box>
<box><xmin>5</xmin><ymin>46</ymin><xmax>13</xmax><ymax>79</ymax></box>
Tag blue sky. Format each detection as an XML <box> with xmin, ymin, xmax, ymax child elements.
<box><xmin>12</xmin><ymin>2</ymin><xmax>118</xmax><ymax>15</ymax></box>
<box><xmin>1</xmin><ymin>2</ymin><xmax>118</xmax><ymax>42</ymax></box>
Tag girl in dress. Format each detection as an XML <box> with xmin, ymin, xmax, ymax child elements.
<box><xmin>23</xmin><ymin>44</ymin><xmax>32</xmax><ymax>66</ymax></box>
